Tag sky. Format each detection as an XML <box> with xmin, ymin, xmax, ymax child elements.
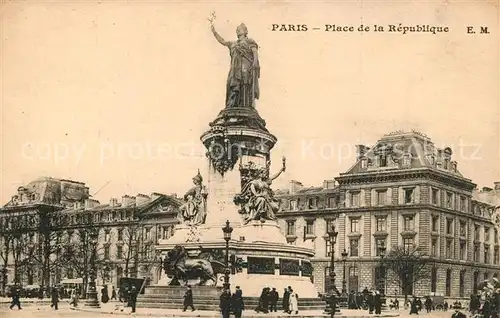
<box><xmin>1</xmin><ymin>1</ymin><xmax>499</xmax><ymax>204</ymax></box>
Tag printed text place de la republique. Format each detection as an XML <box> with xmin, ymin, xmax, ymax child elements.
<box><xmin>271</xmin><ymin>24</ymin><xmax>450</xmax><ymax>34</ymax></box>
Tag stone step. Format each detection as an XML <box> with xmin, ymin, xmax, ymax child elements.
<box><xmin>137</xmin><ymin>302</ymin><xmax>325</xmax><ymax>311</ymax></box>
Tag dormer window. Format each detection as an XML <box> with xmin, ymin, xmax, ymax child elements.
<box><xmin>361</xmin><ymin>158</ymin><xmax>368</xmax><ymax>169</ymax></box>
<box><xmin>379</xmin><ymin>155</ymin><xmax>387</xmax><ymax>167</ymax></box>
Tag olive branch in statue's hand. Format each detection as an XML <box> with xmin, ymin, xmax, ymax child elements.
<box><xmin>207</xmin><ymin>11</ymin><xmax>216</xmax><ymax>26</ymax></box>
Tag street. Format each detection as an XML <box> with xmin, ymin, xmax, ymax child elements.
<box><xmin>0</xmin><ymin>304</ymin><xmax>460</xmax><ymax>318</ymax></box>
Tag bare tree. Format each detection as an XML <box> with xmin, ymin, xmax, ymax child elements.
<box><xmin>378</xmin><ymin>245</ymin><xmax>431</xmax><ymax>300</ymax></box>
<box><xmin>122</xmin><ymin>222</ymin><xmax>142</xmax><ymax>278</ymax></box>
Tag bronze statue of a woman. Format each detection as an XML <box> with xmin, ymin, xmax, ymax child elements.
<box><xmin>211</xmin><ymin>22</ymin><xmax>260</xmax><ymax>108</ymax></box>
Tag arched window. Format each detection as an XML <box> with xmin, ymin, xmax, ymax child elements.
<box><xmin>445</xmin><ymin>269</ymin><xmax>452</xmax><ymax>296</ymax></box>
<box><xmin>431</xmin><ymin>267</ymin><xmax>437</xmax><ymax>293</ymax></box>
<box><xmin>459</xmin><ymin>270</ymin><xmax>466</xmax><ymax>297</ymax></box>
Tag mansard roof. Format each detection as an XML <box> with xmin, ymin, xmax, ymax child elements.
<box><xmin>338</xmin><ymin>130</ymin><xmax>474</xmax><ymax>185</ymax></box>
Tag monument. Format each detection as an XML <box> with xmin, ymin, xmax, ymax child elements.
<box><xmin>151</xmin><ymin>15</ymin><xmax>319</xmax><ymax>300</ymax></box>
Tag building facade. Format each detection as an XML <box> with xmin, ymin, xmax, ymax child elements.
<box><xmin>0</xmin><ymin>177</ymin><xmax>180</xmax><ymax>293</ymax></box>
<box><xmin>276</xmin><ymin>131</ymin><xmax>500</xmax><ymax>300</ymax></box>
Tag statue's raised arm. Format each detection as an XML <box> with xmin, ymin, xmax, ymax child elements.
<box><xmin>211</xmin><ymin>25</ymin><xmax>230</xmax><ymax>47</ymax></box>
<box><xmin>269</xmin><ymin>157</ymin><xmax>286</xmax><ymax>182</ymax></box>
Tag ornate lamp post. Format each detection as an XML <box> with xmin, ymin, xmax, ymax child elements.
<box><xmin>378</xmin><ymin>242</ymin><xmax>387</xmax><ymax>310</ymax></box>
<box><xmin>339</xmin><ymin>249</ymin><xmax>349</xmax><ymax>307</ymax></box>
<box><xmin>222</xmin><ymin>220</ymin><xmax>233</xmax><ymax>291</ymax></box>
<box><xmin>324</xmin><ymin>222</ymin><xmax>340</xmax><ymax>317</ymax></box>
<box><xmin>85</xmin><ymin>236</ymin><xmax>100</xmax><ymax>308</ymax></box>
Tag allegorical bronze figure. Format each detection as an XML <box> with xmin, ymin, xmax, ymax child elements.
<box><xmin>210</xmin><ymin>14</ymin><xmax>260</xmax><ymax>108</ymax></box>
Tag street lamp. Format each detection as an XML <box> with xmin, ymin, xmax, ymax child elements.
<box><xmin>339</xmin><ymin>249</ymin><xmax>349</xmax><ymax>308</ymax></box>
<box><xmin>222</xmin><ymin>220</ymin><xmax>233</xmax><ymax>291</ymax></box>
<box><xmin>85</xmin><ymin>237</ymin><xmax>100</xmax><ymax>308</ymax></box>
<box><xmin>378</xmin><ymin>241</ymin><xmax>387</xmax><ymax>311</ymax></box>
<box><xmin>324</xmin><ymin>221</ymin><xmax>340</xmax><ymax>317</ymax></box>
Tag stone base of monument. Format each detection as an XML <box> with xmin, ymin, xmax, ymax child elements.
<box><xmin>137</xmin><ymin>285</ymin><xmax>325</xmax><ymax>311</ymax></box>
<box><xmin>156</xmin><ymin>220</ymin><xmax>319</xmax><ymax>298</ymax></box>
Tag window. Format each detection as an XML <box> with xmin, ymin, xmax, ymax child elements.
<box><xmin>350</xmin><ymin>192</ymin><xmax>360</xmax><ymax>207</ymax></box>
<box><xmin>446</xmin><ymin>239</ymin><xmax>453</xmax><ymax>259</ymax></box>
<box><xmin>289</xmin><ymin>200</ymin><xmax>297</xmax><ymax>210</ymax></box>
<box><xmin>446</xmin><ymin>218</ymin><xmax>454</xmax><ymax>235</ymax></box>
<box><xmin>350</xmin><ymin>219</ymin><xmax>359</xmax><ymax>233</ymax></box>
<box><xmin>162</xmin><ymin>226</ymin><xmax>171</xmax><ymax>240</ymax></box>
<box><xmin>377</xmin><ymin>190</ymin><xmax>387</xmax><ymax>205</ymax></box>
<box><xmin>105</xmin><ymin>229</ymin><xmax>111</xmax><ymax>242</ymax></box>
<box><xmin>404</xmin><ymin>188</ymin><xmax>414</xmax><ymax>204</ymax></box>
<box><xmin>327</xmin><ymin>197</ymin><xmax>336</xmax><ymax>208</ymax></box>
<box><xmin>431</xmin><ymin>267</ymin><xmax>437</xmax><ymax>292</ymax></box>
<box><xmin>474</xmin><ymin>245</ymin><xmax>480</xmax><ymax>262</ymax></box>
<box><xmin>117</xmin><ymin>245</ymin><xmax>123</xmax><ymax>259</ymax></box>
<box><xmin>350</xmin><ymin>239</ymin><xmax>359</xmax><ymax>257</ymax></box>
<box><xmin>445</xmin><ymin>269</ymin><xmax>452</xmax><ymax>296</ymax></box>
<box><xmin>376</xmin><ymin>217</ymin><xmax>386</xmax><ymax>232</ymax></box>
<box><xmin>495</xmin><ymin>247</ymin><xmax>499</xmax><ymax>265</ymax></box>
<box><xmin>117</xmin><ymin>229</ymin><xmax>123</xmax><ymax>241</ymax></box>
<box><xmin>403</xmin><ymin>238</ymin><xmax>414</xmax><ymax>251</ymax></box>
<box><xmin>379</xmin><ymin>155</ymin><xmax>387</xmax><ymax>167</ymax></box>
<box><xmin>325</xmin><ymin>219</ymin><xmax>334</xmax><ymax>234</ymax></box>
<box><xmin>375</xmin><ymin>239</ymin><xmax>386</xmax><ymax>256</ymax></box>
<box><xmin>495</xmin><ymin>229</ymin><xmax>499</xmax><ymax>243</ymax></box>
<box><xmin>286</xmin><ymin>221</ymin><xmax>296</xmax><ymax>236</ymax></box>
<box><xmin>475</xmin><ymin>225</ymin><xmax>480</xmax><ymax>241</ymax></box>
<box><xmin>485</xmin><ymin>227</ymin><xmax>490</xmax><ymax>242</ymax></box>
<box><xmin>305</xmin><ymin>220</ymin><xmax>314</xmax><ymax>235</ymax></box>
<box><xmin>432</xmin><ymin>188</ymin><xmax>439</xmax><ymax>205</ymax></box>
<box><xmin>485</xmin><ymin>245</ymin><xmax>490</xmax><ymax>264</ymax></box>
<box><xmin>460</xmin><ymin>241</ymin><xmax>466</xmax><ymax>260</ymax></box>
<box><xmin>459</xmin><ymin>271</ymin><xmax>465</xmax><ymax>297</ymax></box>
<box><xmin>459</xmin><ymin>221</ymin><xmax>466</xmax><ymax>237</ymax></box>
<box><xmin>431</xmin><ymin>239</ymin><xmax>438</xmax><ymax>257</ymax></box>
<box><xmin>104</xmin><ymin>245</ymin><xmax>110</xmax><ymax>260</ymax></box>
<box><xmin>145</xmin><ymin>228</ymin><xmax>151</xmax><ymax>240</ymax></box>
<box><xmin>403</xmin><ymin>155</ymin><xmax>411</xmax><ymax>166</ymax></box>
<box><xmin>432</xmin><ymin>216</ymin><xmax>439</xmax><ymax>232</ymax></box>
<box><xmin>446</xmin><ymin>192</ymin><xmax>453</xmax><ymax>209</ymax></box>
<box><xmin>403</xmin><ymin>215</ymin><xmax>415</xmax><ymax>231</ymax></box>
<box><xmin>307</xmin><ymin>198</ymin><xmax>316</xmax><ymax>209</ymax></box>
<box><xmin>460</xmin><ymin>196</ymin><xmax>466</xmax><ymax>212</ymax></box>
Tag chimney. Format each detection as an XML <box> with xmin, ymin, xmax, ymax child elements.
<box><xmin>84</xmin><ymin>199</ymin><xmax>100</xmax><ymax>209</ymax></box>
<box><xmin>494</xmin><ymin>182</ymin><xmax>500</xmax><ymax>190</ymax></box>
<box><xmin>482</xmin><ymin>187</ymin><xmax>493</xmax><ymax>193</ymax></box>
<box><xmin>109</xmin><ymin>197</ymin><xmax>118</xmax><ymax>207</ymax></box>
<box><xmin>356</xmin><ymin>145</ymin><xmax>369</xmax><ymax>160</ymax></box>
<box><xmin>136</xmin><ymin>193</ymin><xmax>150</xmax><ymax>206</ymax></box>
<box><xmin>151</xmin><ymin>192</ymin><xmax>164</xmax><ymax>201</ymax></box>
<box><xmin>122</xmin><ymin>195</ymin><xmax>136</xmax><ymax>207</ymax></box>
<box><xmin>290</xmin><ymin>180</ymin><xmax>303</xmax><ymax>195</ymax></box>
<box><xmin>323</xmin><ymin>180</ymin><xmax>335</xmax><ymax>189</ymax></box>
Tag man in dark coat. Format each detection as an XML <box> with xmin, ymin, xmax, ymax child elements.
<box><xmin>231</xmin><ymin>286</ymin><xmax>245</xmax><ymax>318</ymax></box>
<box><xmin>269</xmin><ymin>287</ymin><xmax>279</xmax><ymax>312</ymax></box>
<box><xmin>128</xmin><ymin>285</ymin><xmax>138</xmax><ymax>313</ymax></box>
<box><xmin>50</xmin><ymin>286</ymin><xmax>59</xmax><ymax>310</ymax></box>
<box><xmin>111</xmin><ymin>286</ymin><xmax>117</xmax><ymax>301</ymax></box>
<box><xmin>182</xmin><ymin>285</ymin><xmax>195</xmax><ymax>312</ymax></box>
<box><xmin>9</xmin><ymin>286</ymin><xmax>22</xmax><ymax>310</ymax></box>
<box><xmin>374</xmin><ymin>291</ymin><xmax>382</xmax><ymax>315</ymax></box>
<box><xmin>220</xmin><ymin>289</ymin><xmax>232</xmax><ymax>318</ymax></box>
<box><xmin>367</xmin><ymin>290</ymin><xmax>375</xmax><ymax>314</ymax></box>
<box><xmin>409</xmin><ymin>297</ymin><xmax>419</xmax><ymax>314</ymax></box>
<box><xmin>282</xmin><ymin>287</ymin><xmax>290</xmax><ymax>313</ymax></box>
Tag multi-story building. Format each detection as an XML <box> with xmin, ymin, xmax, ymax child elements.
<box><xmin>276</xmin><ymin>131</ymin><xmax>500</xmax><ymax>300</ymax></box>
<box><xmin>0</xmin><ymin>177</ymin><xmax>180</xmax><ymax>292</ymax></box>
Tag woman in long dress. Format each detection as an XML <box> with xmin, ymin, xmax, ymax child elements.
<box><xmin>288</xmin><ymin>288</ymin><xmax>299</xmax><ymax>315</ymax></box>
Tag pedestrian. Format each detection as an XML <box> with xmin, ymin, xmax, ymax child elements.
<box><xmin>368</xmin><ymin>290</ymin><xmax>375</xmax><ymax>314</ymax></box>
<box><xmin>50</xmin><ymin>286</ymin><xmax>59</xmax><ymax>310</ymax></box>
<box><xmin>282</xmin><ymin>287</ymin><xmax>290</xmax><ymax>313</ymax></box>
<box><xmin>182</xmin><ymin>285</ymin><xmax>195</xmax><ymax>312</ymax></box>
<box><xmin>111</xmin><ymin>286</ymin><xmax>117</xmax><ymax>300</ymax></box>
<box><xmin>219</xmin><ymin>289</ymin><xmax>232</xmax><ymax>318</ymax></box>
<box><xmin>69</xmin><ymin>288</ymin><xmax>79</xmax><ymax>307</ymax></box>
<box><xmin>269</xmin><ymin>287</ymin><xmax>279</xmax><ymax>312</ymax></box>
<box><xmin>374</xmin><ymin>291</ymin><xmax>382</xmax><ymax>315</ymax></box>
<box><xmin>101</xmin><ymin>286</ymin><xmax>109</xmax><ymax>303</ymax></box>
<box><xmin>231</xmin><ymin>286</ymin><xmax>245</xmax><ymax>318</ymax></box>
<box><xmin>409</xmin><ymin>297</ymin><xmax>419</xmax><ymax>315</ymax></box>
<box><xmin>128</xmin><ymin>285</ymin><xmax>138</xmax><ymax>313</ymax></box>
<box><xmin>289</xmin><ymin>287</ymin><xmax>299</xmax><ymax>315</ymax></box>
<box><xmin>9</xmin><ymin>286</ymin><xmax>22</xmax><ymax>310</ymax></box>
<box><xmin>425</xmin><ymin>296</ymin><xmax>433</xmax><ymax>313</ymax></box>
